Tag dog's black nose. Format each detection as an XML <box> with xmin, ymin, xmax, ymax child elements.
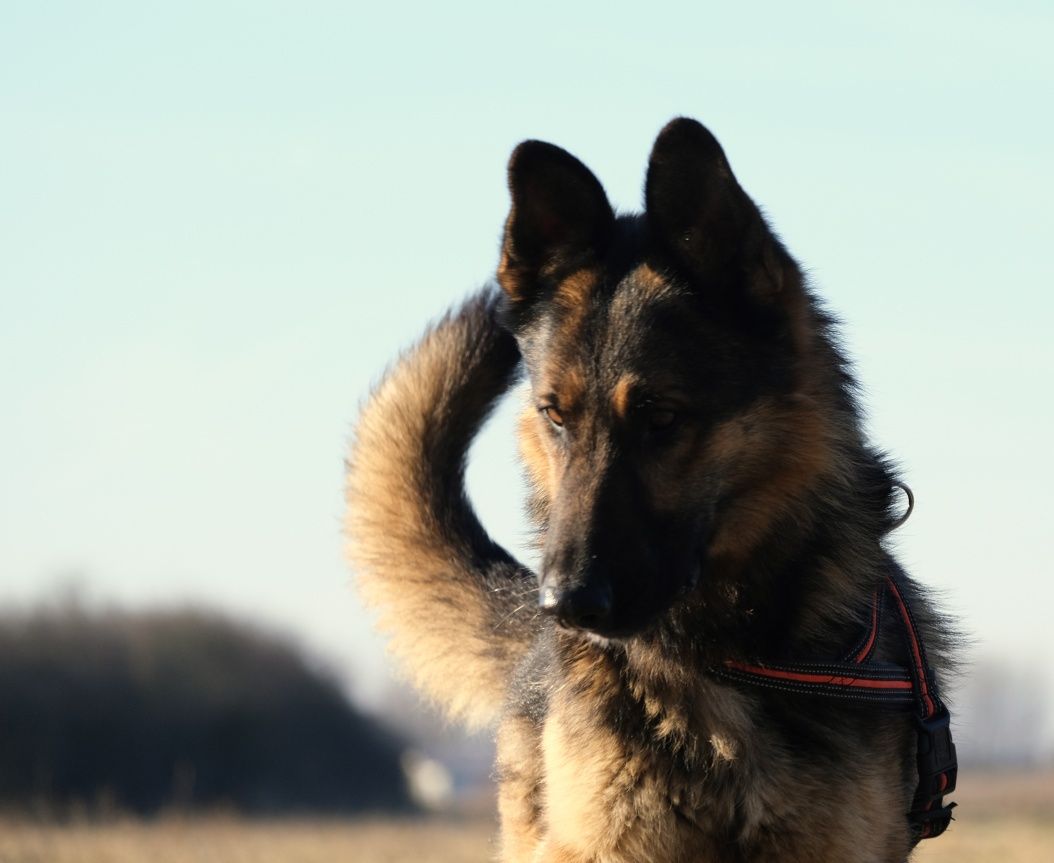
<box><xmin>539</xmin><ymin>582</ymin><xmax>614</xmax><ymax>631</ymax></box>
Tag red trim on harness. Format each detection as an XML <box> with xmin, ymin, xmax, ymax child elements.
<box><xmin>723</xmin><ymin>660</ymin><xmax>915</xmax><ymax>691</ymax></box>
<box><xmin>884</xmin><ymin>575</ymin><xmax>937</xmax><ymax>718</ymax></box>
<box><xmin>852</xmin><ymin>588</ymin><xmax>881</xmax><ymax>663</ymax></box>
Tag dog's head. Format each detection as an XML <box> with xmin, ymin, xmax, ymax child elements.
<box><xmin>497</xmin><ymin>118</ymin><xmax>838</xmax><ymax>640</ymax></box>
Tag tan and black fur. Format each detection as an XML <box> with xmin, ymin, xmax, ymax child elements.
<box><xmin>345</xmin><ymin>119</ymin><xmax>953</xmax><ymax>861</ymax></box>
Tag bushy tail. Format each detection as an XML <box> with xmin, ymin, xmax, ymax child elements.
<box><xmin>345</xmin><ymin>289</ymin><xmax>539</xmax><ymax>728</ymax></box>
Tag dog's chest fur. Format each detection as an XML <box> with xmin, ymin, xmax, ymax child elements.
<box><xmin>496</xmin><ymin>631</ymin><xmax>914</xmax><ymax>863</ymax></box>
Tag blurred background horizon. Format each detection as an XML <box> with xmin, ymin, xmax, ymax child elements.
<box><xmin>2</xmin><ymin>2</ymin><xmax>1053</xmax><ymax>848</ymax></box>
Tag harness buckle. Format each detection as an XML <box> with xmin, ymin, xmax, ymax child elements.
<box><xmin>914</xmin><ymin>706</ymin><xmax>957</xmax><ymax>801</ymax></box>
<box><xmin>909</xmin><ymin>705</ymin><xmax>958</xmax><ymax>842</ymax></box>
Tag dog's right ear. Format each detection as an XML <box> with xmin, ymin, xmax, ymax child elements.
<box><xmin>498</xmin><ymin>141</ymin><xmax>614</xmax><ymax>304</ymax></box>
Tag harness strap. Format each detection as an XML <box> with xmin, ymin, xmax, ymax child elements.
<box><xmin>711</xmin><ymin>567</ymin><xmax>957</xmax><ymax>844</ymax></box>
<box><xmin>844</xmin><ymin>585</ymin><xmax>883</xmax><ymax>663</ymax></box>
<box><xmin>883</xmin><ymin>572</ymin><xmax>958</xmax><ymax>841</ymax></box>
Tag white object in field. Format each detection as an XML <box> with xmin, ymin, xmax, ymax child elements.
<box><xmin>400</xmin><ymin>749</ymin><xmax>455</xmax><ymax>811</ymax></box>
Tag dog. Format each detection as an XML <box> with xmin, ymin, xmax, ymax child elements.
<box><xmin>345</xmin><ymin>118</ymin><xmax>956</xmax><ymax>862</ymax></box>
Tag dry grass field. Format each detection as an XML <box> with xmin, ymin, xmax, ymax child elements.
<box><xmin>0</xmin><ymin>772</ymin><xmax>1049</xmax><ymax>863</ymax></box>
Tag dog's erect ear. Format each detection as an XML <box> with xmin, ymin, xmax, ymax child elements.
<box><xmin>498</xmin><ymin>140</ymin><xmax>614</xmax><ymax>303</ymax></box>
<box><xmin>646</xmin><ymin>118</ymin><xmax>785</xmax><ymax>301</ymax></box>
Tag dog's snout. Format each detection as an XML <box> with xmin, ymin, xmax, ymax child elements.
<box><xmin>539</xmin><ymin>581</ymin><xmax>614</xmax><ymax>631</ymax></box>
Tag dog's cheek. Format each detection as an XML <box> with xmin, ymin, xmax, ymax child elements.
<box><xmin>518</xmin><ymin>406</ymin><xmax>562</xmax><ymax>505</ymax></box>
<box><xmin>705</xmin><ymin>399</ymin><xmax>838</xmax><ymax>560</ymax></box>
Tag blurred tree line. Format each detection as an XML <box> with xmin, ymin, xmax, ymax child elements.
<box><xmin>0</xmin><ymin>602</ymin><xmax>412</xmax><ymax>815</ymax></box>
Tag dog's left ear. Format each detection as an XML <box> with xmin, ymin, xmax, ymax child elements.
<box><xmin>645</xmin><ymin>118</ymin><xmax>789</xmax><ymax>304</ymax></box>
<box><xmin>498</xmin><ymin>140</ymin><xmax>615</xmax><ymax>303</ymax></box>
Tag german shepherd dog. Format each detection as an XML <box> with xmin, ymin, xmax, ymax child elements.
<box><xmin>345</xmin><ymin>119</ymin><xmax>955</xmax><ymax>862</ymax></box>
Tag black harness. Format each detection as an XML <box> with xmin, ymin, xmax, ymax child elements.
<box><xmin>712</xmin><ymin>565</ymin><xmax>958</xmax><ymax>845</ymax></box>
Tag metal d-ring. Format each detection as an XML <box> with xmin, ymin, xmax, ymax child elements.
<box><xmin>891</xmin><ymin>481</ymin><xmax>915</xmax><ymax>530</ymax></box>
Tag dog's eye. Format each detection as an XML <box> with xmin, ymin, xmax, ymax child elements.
<box><xmin>647</xmin><ymin>407</ymin><xmax>677</xmax><ymax>430</ymax></box>
<box><xmin>541</xmin><ymin>406</ymin><xmax>565</xmax><ymax>428</ymax></box>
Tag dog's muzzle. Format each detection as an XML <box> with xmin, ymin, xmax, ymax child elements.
<box><xmin>538</xmin><ymin>581</ymin><xmax>614</xmax><ymax>632</ymax></box>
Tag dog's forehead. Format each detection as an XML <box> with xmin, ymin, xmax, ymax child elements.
<box><xmin>527</xmin><ymin>263</ymin><xmax>691</xmax><ymax>400</ymax></box>
<box><xmin>564</xmin><ymin>263</ymin><xmax>684</xmax><ymax>345</ymax></box>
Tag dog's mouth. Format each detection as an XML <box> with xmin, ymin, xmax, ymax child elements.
<box><xmin>581</xmin><ymin>630</ymin><xmax>619</xmax><ymax>649</ymax></box>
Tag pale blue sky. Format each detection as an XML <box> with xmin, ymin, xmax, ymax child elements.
<box><xmin>2</xmin><ymin>3</ymin><xmax>1052</xmax><ymax>745</ymax></box>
